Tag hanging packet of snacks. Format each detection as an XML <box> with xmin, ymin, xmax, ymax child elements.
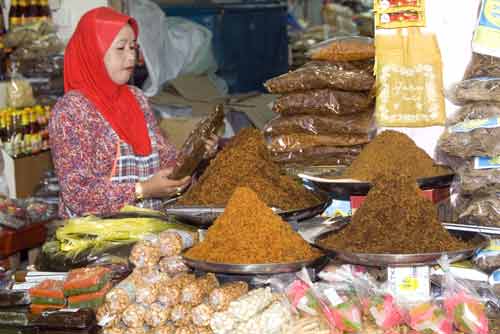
<box><xmin>374</xmin><ymin>0</ymin><xmax>426</xmax><ymax>29</ymax></box>
<box><xmin>375</xmin><ymin>27</ymin><xmax>446</xmax><ymax>126</ymax></box>
<box><xmin>438</xmin><ymin>256</ymin><xmax>489</xmax><ymax>334</ymax></box>
<box><xmin>472</xmin><ymin>0</ymin><xmax>500</xmax><ymax>58</ymax></box>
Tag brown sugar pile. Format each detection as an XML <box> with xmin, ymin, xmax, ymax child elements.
<box><xmin>177</xmin><ymin>128</ymin><xmax>321</xmax><ymax>210</ymax></box>
<box><xmin>184</xmin><ymin>187</ymin><xmax>321</xmax><ymax>264</ymax></box>
<box><xmin>341</xmin><ymin>130</ymin><xmax>450</xmax><ymax>181</ymax></box>
<box><xmin>320</xmin><ymin>173</ymin><xmax>470</xmax><ymax>254</ymax></box>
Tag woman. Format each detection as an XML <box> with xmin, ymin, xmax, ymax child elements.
<box><xmin>49</xmin><ymin>7</ymin><xmax>217</xmax><ymax>218</ymax></box>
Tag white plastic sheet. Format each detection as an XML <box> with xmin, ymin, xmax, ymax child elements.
<box><xmin>128</xmin><ymin>0</ymin><xmax>217</xmax><ymax>97</ymax></box>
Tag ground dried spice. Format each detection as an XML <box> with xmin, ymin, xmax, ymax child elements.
<box><xmin>341</xmin><ymin>130</ymin><xmax>449</xmax><ymax>181</ymax></box>
<box><xmin>320</xmin><ymin>174</ymin><xmax>470</xmax><ymax>254</ymax></box>
<box><xmin>184</xmin><ymin>187</ymin><xmax>321</xmax><ymax>263</ymax></box>
<box><xmin>177</xmin><ymin>128</ymin><xmax>321</xmax><ymax>210</ymax></box>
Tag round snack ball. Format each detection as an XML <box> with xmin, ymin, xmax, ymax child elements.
<box><xmin>130</xmin><ymin>242</ymin><xmax>161</xmax><ymax>268</ymax></box>
<box><xmin>144</xmin><ymin>302</ymin><xmax>171</xmax><ymax>328</ymax></box>
<box><xmin>102</xmin><ymin>326</ymin><xmax>126</xmax><ymax>334</ymax></box>
<box><xmin>174</xmin><ymin>325</ymin><xmax>197</xmax><ymax>334</ymax></box>
<box><xmin>122</xmin><ymin>304</ymin><xmax>147</xmax><ymax>328</ymax></box>
<box><xmin>136</xmin><ymin>284</ymin><xmax>159</xmax><ymax>305</ymax></box>
<box><xmin>152</xmin><ymin>323</ymin><xmax>176</xmax><ymax>334</ymax></box>
<box><xmin>195</xmin><ymin>326</ymin><xmax>213</xmax><ymax>334</ymax></box>
<box><xmin>158</xmin><ymin>231</ymin><xmax>183</xmax><ymax>257</ymax></box>
<box><xmin>126</xmin><ymin>326</ymin><xmax>148</xmax><ymax>334</ymax></box>
<box><xmin>105</xmin><ymin>288</ymin><xmax>131</xmax><ymax>313</ymax></box>
<box><xmin>96</xmin><ymin>303</ymin><xmax>120</xmax><ymax>328</ymax></box>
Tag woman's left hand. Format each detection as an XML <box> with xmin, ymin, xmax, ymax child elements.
<box><xmin>203</xmin><ymin>134</ymin><xmax>219</xmax><ymax>159</ymax></box>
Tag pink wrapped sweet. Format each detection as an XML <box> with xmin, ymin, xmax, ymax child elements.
<box><xmin>362</xmin><ymin>295</ymin><xmax>404</xmax><ymax>330</ymax></box>
<box><xmin>407</xmin><ymin>302</ymin><xmax>452</xmax><ymax>334</ymax></box>
<box><xmin>444</xmin><ymin>291</ymin><xmax>488</xmax><ymax>334</ymax></box>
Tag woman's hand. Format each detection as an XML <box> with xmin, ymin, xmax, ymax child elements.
<box><xmin>139</xmin><ymin>168</ymin><xmax>191</xmax><ymax>199</ymax></box>
<box><xmin>203</xmin><ymin>134</ymin><xmax>219</xmax><ymax>159</ymax></box>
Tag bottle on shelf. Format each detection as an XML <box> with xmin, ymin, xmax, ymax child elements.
<box><xmin>18</xmin><ymin>0</ymin><xmax>29</xmax><ymax>26</ymax></box>
<box><xmin>9</xmin><ymin>0</ymin><xmax>21</xmax><ymax>29</ymax></box>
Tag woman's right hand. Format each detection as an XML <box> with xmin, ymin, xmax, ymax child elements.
<box><xmin>139</xmin><ymin>168</ymin><xmax>191</xmax><ymax>199</ymax></box>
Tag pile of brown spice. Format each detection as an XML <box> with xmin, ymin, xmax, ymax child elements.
<box><xmin>177</xmin><ymin>128</ymin><xmax>321</xmax><ymax>210</ymax></box>
<box><xmin>184</xmin><ymin>187</ymin><xmax>321</xmax><ymax>264</ymax></box>
<box><xmin>341</xmin><ymin>130</ymin><xmax>450</xmax><ymax>181</ymax></box>
<box><xmin>320</xmin><ymin>173</ymin><xmax>470</xmax><ymax>254</ymax></box>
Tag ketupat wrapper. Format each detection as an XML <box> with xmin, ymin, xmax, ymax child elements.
<box><xmin>407</xmin><ymin>302</ymin><xmax>452</xmax><ymax>334</ymax></box>
<box><xmin>444</xmin><ymin>292</ymin><xmax>488</xmax><ymax>334</ymax></box>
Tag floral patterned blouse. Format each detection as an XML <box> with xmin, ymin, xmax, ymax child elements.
<box><xmin>49</xmin><ymin>86</ymin><xmax>177</xmax><ymax>218</ymax></box>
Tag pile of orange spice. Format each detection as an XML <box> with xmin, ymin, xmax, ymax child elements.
<box><xmin>185</xmin><ymin>187</ymin><xmax>321</xmax><ymax>264</ymax></box>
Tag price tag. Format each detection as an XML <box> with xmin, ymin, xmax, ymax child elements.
<box><xmin>388</xmin><ymin>266</ymin><xmax>430</xmax><ymax>302</ymax></box>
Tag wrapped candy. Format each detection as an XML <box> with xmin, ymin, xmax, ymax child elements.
<box><xmin>227</xmin><ymin>287</ymin><xmax>273</xmax><ymax>321</ymax></box>
<box><xmin>209</xmin><ymin>282</ymin><xmax>249</xmax><ymax>312</ymax></box>
<box><xmin>235</xmin><ymin>299</ymin><xmax>292</xmax><ymax>334</ymax></box>
<box><xmin>122</xmin><ymin>304</ymin><xmax>147</xmax><ymax>328</ymax></box>
<box><xmin>330</xmin><ymin>300</ymin><xmax>362</xmax><ymax>333</ymax></box>
<box><xmin>159</xmin><ymin>256</ymin><xmax>190</xmax><ymax>275</ymax></box>
<box><xmin>144</xmin><ymin>302</ymin><xmax>171</xmax><ymax>328</ymax></box>
<box><xmin>136</xmin><ymin>283</ymin><xmax>159</xmax><ymax>305</ymax></box>
<box><xmin>158</xmin><ymin>230</ymin><xmax>196</xmax><ymax>257</ymax></box>
<box><xmin>192</xmin><ymin>303</ymin><xmax>214</xmax><ymax>327</ymax></box>
<box><xmin>105</xmin><ymin>287</ymin><xmax>132</xmax><ymax>313</ymax></box>
<box><xmin>440</xmin><ymin>256</ymin><xmax>489</xmax><ymax>334</ymax></box>
<box><xmin>170</xmin><ymin>304</ymin><xmax>193</xmax><ymax>326</ymax></box>
<box><xmin>182</xmin><ymin>274</ymin><xmax>219</xmax><ymax>306</ymax></box>
<box><xmin>157</xmin><ymin>284</ymin><xmax>181</xmax><ymax>308</ymax></box>
<box><xmin>361</xmin><ymin>295</ymin><xmax>404</xmax><ymax>330</ymax></box>
<box><xmin>407</xmin><ymin>302</ymin><xmax>452</xmax><ymax>334</ymax></box>
<box><xmin>129</xmin><ymin>241</ymin><xmax>161</xmax><ymax>268</ymax></box>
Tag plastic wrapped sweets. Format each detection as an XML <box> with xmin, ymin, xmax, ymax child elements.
<box><xmin>181</xmin><ymin>273</ymin><xmax>219</xmax><ymax>306</ymax></box>
<box><xmin>191</xmin><ymin>303</ymin><xmax>214</xmax><ymax>327</ymax></box>
<box><xmin>463</xmin><ymin>53</ymin><xmax>500</xmax><ymax>80</ymax></box>
<box><xmin>446</xmin><ymin>102</ymin><xmax>500</xmax><ymax>126</ymax></box>
<box><xmin>438</xmin><ymin>127</ymin><xmax>500</xmax><ymax>159</ymax></box>
<box><xmin>144</xmin><ymin>302</ymin><xmax>170</xmax><ymax>328</ymax></box>
<box><xmin>159</xmin><ymin>256</ymin><xmax>190</xmax><ymax>275</ymax></box>
<box><xmin>227</xmin><ymin>287</ymin><xmax>273</xmax><ymax>322</ymax></box>
<box><xmin>122</xmin><ymin>304</ymin><xmax>147</xmax><ymax>328</ymax></box>
<box><xmin>455</xmin><ymin>164</ymin><xmax>500</xmax><ymax>195</ymax></box>
<box><xmin>266</xmin><ymin>132</ymin><xmax>372</xmax><ymax>153</ymax></box>
<box><xmin>129</xmin><ymin>242</ymin><xmax>161</xmax><ymax>268</ymax></box>
<box><xmin>264</xmin><ymin>112</ymin><xmax>375</xmax><ymax>136</ymax></box>
<box><xmin>264</xmin><ymin>61</ymin><xmax>374</xmax><ymax>94</ymax></box>
<box><xmin>458</xmin><ymin>193</ymin><xmax>500</xmax><ymax>227</ymax></box>
<box><xmin>209</xmin><ymin>282</ymin><xmax>249</xmax><ymax>312</ymax></box>
<box><xmin>272</xmin><ymin>89</ymin><xmax>373</xmax><ymax>116</ymax></box>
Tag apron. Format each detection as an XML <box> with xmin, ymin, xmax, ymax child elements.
<box><xmin>109</xmin><ymin>128</ymin><xmax>162</xmax><ymax>210</ymax></box>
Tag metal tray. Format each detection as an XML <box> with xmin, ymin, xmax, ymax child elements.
<box><xmin>182</xmin><ymin>255</ymin><xmax>329</xmax><ymax>275</ymax></box>
<box><xmin>312</xmin><ymin>224</ymin><xmax>489</xmax><ymax>267</ymax></box>
<box><xmin>299</xmin><ymin>173</ymin><xmax>455</xmax><ymax>196</ymax></box>
<box><xmin>164</xmin><ymin>196</ymin><xmax>330</xmax><ymax>227</ymax></box>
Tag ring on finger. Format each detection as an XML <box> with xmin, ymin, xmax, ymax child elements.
<box><xmin>175</xmin><ymin>186</ymin><xmax>182</xmax><ymax>195</ymax></box>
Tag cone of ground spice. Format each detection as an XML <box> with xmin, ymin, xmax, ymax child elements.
<box><xmin>320</xmin><ymin>173</ymin><xmax>470</xmax><ymax>254</ymax></box>
<box><xmin>184</xmin><ymin>187</ymin><xmax>321</xmax><ymax>264</ymax></box>
<box><xmin>341</xmin><ymin>130</ymin><xmax>450</xmax><ymax>182</ymax></box>
<box><xmin>177</xmin><ymin>128</ymin><xmax>321</xmax><ymax>210</ymax></box>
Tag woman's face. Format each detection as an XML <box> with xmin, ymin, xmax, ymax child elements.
<box><xmin>104</xmin><ymin>24</ymin><xmax>137</xmax><ymax>85</ymax></box>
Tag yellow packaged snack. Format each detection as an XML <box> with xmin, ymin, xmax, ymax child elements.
<box><xmin>375</xmin><ymin>10</ymin><xmax>426</xmax><ymax>29</ymax></box>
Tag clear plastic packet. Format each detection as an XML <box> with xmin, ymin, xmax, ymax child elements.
<box><xmin>152</xmin><ymin>323</ymin><xmax>176</xmax><ymax>334</ymax></box>
<box><xmin>270</xmin><ymin>145</ymin><xmax>362</xmax><ymax>167</ymax></box>
<box><xmin>455</xmin><ymin>165</ymin><xmax>500</xmax><ymax>196</ymax></box>
<box><xmin>209</xmin><ymin>281</ymin><xmax>249</xmax><ymax>312</ymax></box>
<box><xmin>307</xmin><ymin>36</ymin><xmax>375</xmax><ymax>62</ymax></box>
<box><xmin>474</xmin><ymin>240</ymin><xmax>500</xmax><ymax>273</ymax></box>
<box><xmin>159</xmin><ymin>255</ymin><xmax>190</xmax><ymax>275</ymax></box>
<box><xmin>170</xmin><ymin>303</ymin><xmax>193</xmax><ymax>326</ymax></box>
<box><xmin>234</xmin><ymin>297</ymin><xmax>293</xmax><ymax>334</ymax></box>
<box><xmin>458</xmin><ymin>193</ymin><xmax>500</xmax><ymax>227</ymax></box>
<box><xmin>158</xmin><ymin>229</ymin><xmax>196</xmax><ymax>257</ymax></box>
<box><xmin>6</xmin><ymin>63</ymin><xmax>36</xmax><ymax>109</ymax></box>
<box><xmin>122</xmin><ymin>303</ymin><xmax>147</xmax><ymax>328</ymax></box>
<box><xmin>129</xmin><ymin>241</ymin><xmax>161</xmax><ymax>268</ymax></box>
<box><xmin>191</xmin><ymin>303</ymin><xmax>214</xmax><ymax>327</ymax></box>
<box><xmin>439</xmin><ymin>255</ymin><xmax>489</xmax><ymax>334</ymax></box>
<box><xmin>404</xmin><ymin>302</ymin><xmax>453</xmax><ymax>334</ymax></box>
<box><xmin>264</xmin><ymin>112</ymin><xmax>375</xmax><ymax>137</ymax></box>
<box><xmin>264</xmin><ymin>61</ymin><xmax>375</xmax><ymax>94</ymax></box>
<box><xmin>464</xmin><ymin>53</ymin><xmax>500</xmax><ymax>80</ymax></box>
<box><xmin>181</xmin><ymin>273</ymin><xmax>219</xmax><ymax>306</ymax></box>
<box><xmin>446</xmin><ymin>103</ymin><xmax>500</xmax><ymax>126</ymax></box>
<box><xmin>490</xmin><ymin>269</ymin><xmax>500</xmax><ymax>298</ymax></box>
<box><xmin>227</xmin><ymin>287</ymin><xmax>274</xmax><ymax>322</ymax></box>
<box><xmin>266</xmin><ymin>132</ymin><xmax>372</xmax><ymax>154</ymax></box>
<box><xmin>105</xmin><ymin>286</ymin><xmax>133</xmax><ymax>313</ymax></box>
<box><xmin>144</xmin><ymin>302</ymin><xmax>171</xmax><ymax>328</ymax></box>
<box><xmin>135</xmin><ymin>282</ymin><xmax>159</xmax><ymax>305</ymax></box>
<box><xmin>448</xmin><ymin>78</ymin><xmax>500</xmax><ymax>106</ymax></box>
<box><xmin>272</xmin><ymin>89</ymin><xmax>374</xmax><ymax>116</ymax></box>
<box><xmin>437</xmin><ymin>127</ymin><xmax>500</xmax><ymax>159</ymax></box>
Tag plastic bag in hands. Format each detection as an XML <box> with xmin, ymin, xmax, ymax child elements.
<box><xmin>438</xmin><ymin>255</ymin><xmax>489</xmax><ymax>334</ymax></box>
<box><xmin>128</xmin><ymin>0</ymin><xmax>217</xmax><ymax>97</ymax></box>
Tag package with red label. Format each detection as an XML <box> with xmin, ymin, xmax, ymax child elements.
<box><xmin>374</xmin><ymin>0</ymin><xmax>424</xmax><ymax>12</ymax></box>
<box><xmin>63</xmin><ymin>267</ymin><xmax>111</xmax><ymax>297</ymax></box>
<box><xmin>375</xmin><ymin>10</ymin><xmax>426</xmax><ymax>29</ymax></box>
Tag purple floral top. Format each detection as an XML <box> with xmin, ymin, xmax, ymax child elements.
<box><xmin>49</xmin><ymin>86</ymin><xmax>177</xmax><ymax>218</ymax></box>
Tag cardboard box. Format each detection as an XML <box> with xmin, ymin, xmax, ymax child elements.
<box><xmin>2</xmin><ymin>150</ymin><xmax>53</xmax><ymax>198</ymax></box>
<box><xmin>350</xmin><ymin>187</ymin><xmax>451</xmax><ymax>213</ymax></box>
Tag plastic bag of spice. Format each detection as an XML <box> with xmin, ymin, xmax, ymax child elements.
<box><xmin>264</xmin><ymin>113</ymin><xmax>375</xmax><ymax>137</ymax></box>
<box><xmin>448</xmin><ymin>78</ymin><xmax>500</xmax><ymax>106</ymax></box>
<box><xmin>455</xmin><ymin>164</ymin><xmax>500</xmax><ymax>196</ymax></box>
<box><xmin>266</xmin><ymin>133</ymin><xmax>372</xmax><ymax>154</ymax></box>
<box><xmin>264</xmin><ymin>62</ymin><xmax>375</xmax><ymax>94</ymax></box>
<box><xmin>446</xmin><ymin>102</ymin><xmax>500</xmax><ymax>126</ymax></box>
<box><xmin>438</xmin><ymin>127</ymin><xmax>500</xmax><ymax>159</ymax></box>
<box><xmin>270</xmin><ymin>145</ymin><xmax>363</xmax><ymax>166</ymax></box>
<box><xmin>463</xmin><ymin>53</ymin><xmax>500</xmax><ymax>80</ymax></box>
<box><xmin>170</xmin><ymin>104</ymin><xmax>224</xmax><ymax>180</ymax></box>
<box><xmin>439</xmin><ymin>256</ymin><xmax>489</xmax><ymax>334</ymax></box>
<box><xmin>473</xmin><ymin>240</ymin><xmax>500</xmax><ymax>273</ymax></box>
<box><xmin>458</xmin><ymin>193</ymin><xmax>500</xmax><ymax>227</ymax></box>
<box><xmin>308</xmin><ymin>36</ymin><xmax>375</xmax><ymax>62</ymax></box>
<box><xmin>272</xmin><ymin>89</ymin><xmax>374</xmax><ymax>116</ymax></box>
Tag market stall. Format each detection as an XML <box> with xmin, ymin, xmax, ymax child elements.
<box><xmin>0</xmin><ymin>0</ymin><xmax>499</xmax><ymax>333</ymax></box>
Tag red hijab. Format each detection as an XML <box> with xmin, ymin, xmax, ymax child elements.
<box><xmin>64</xmin><ymin>7</ymin><xmax>152</xmax><ymax>156</ymax></box>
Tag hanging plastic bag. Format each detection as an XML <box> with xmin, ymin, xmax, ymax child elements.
<box><xmin>375</xmin><ymin>27</ymin><xmax>446</xmax><ymax>127</ymax></box>
<box><xmin>6</xmin><ymin>63</ymin><xmax>36</xmax><ymax>109</ymax></box>
<box><xmin>439</xmin><ymin>255</ymin><xmax>489</xmax><ymax>334</ymax></box>
<box><xmin>128</xmin><ymin>0</ymin><xmax>217</xmax><ymax>97</ymax></box>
